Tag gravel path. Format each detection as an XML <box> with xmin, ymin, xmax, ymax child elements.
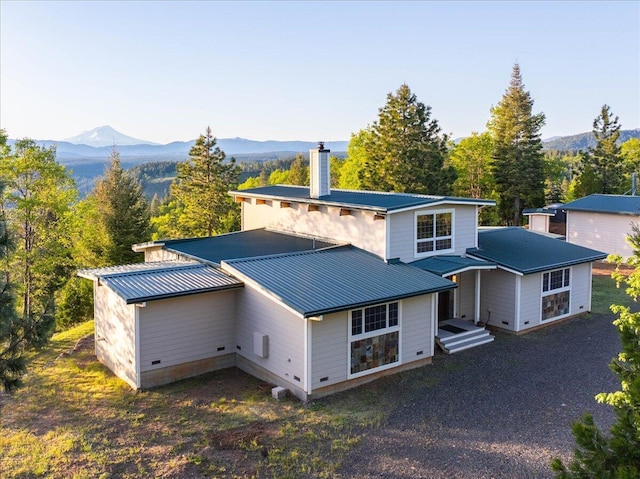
<box><xmin>339</xmin><ymin>312</ymin><xmax>620</xmax><ymax>479</ymax></box>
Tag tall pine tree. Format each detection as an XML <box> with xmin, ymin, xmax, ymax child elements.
<box><xmin>577</xmin><ymin>105</ymin><xmax>624</xmax><ymax>195</ymax></box>
<box><xmin>488</xmin><ymin>63</ymin><xmax>546</xmax><ymax>225</ymax></box>
<box><xmin>358</xmin><ymin>84</ymin><xmax>456</xmax><ymax>195</ymax></box>
<box><xmin>169</xmin><ymin>127</ymin><xmax>241</xmax><ymax>237</ymax></box>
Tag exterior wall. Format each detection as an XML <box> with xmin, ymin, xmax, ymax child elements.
<box><xmin>388</xmin><ymin>204</ymin><xmax>478</xmax><ymax>263</ymax></box>
<box><xmin>242</xmin><ymin>200</ymin><xmax>386</xmax><ymax>258</ymax></box>
<box><xmin>567</xmin><ymin>211</ymin><xmax>636</xmax><ymax>259</ymax></box>
<box><xmin>517</xmin><ymin>274</ymin><xmax>543</xmax><ymax>331</ymax></box>
<box><xmin>94</xmin><ymin>284</ymin><xmax>137</xmax><ymax>388</ymax></box>
<box><xmin>479</xmin><ymin>268</ymin><xmax>517</xmax><ymax>331</ymax></box>
<box><xmin>528</xmin><ymin>215</ymin><xmax>550</xmax><ymax>233</ymax></box>
<box><xmin>310</xmin><ymin>295</ymin><xmax>433</xmax><ymax>395</ymax></box>
<box><xmin>457</xmin><ymin>270</ymin><xmax>476</xmax><ymax>321</ymax></box>
<box><xmin>137</xmin><ymin>290</ymin><xmax>237</xmax><ymax>388</ymax></box>
<box><xmin>234</xmin><ymin>284</ymin><xmax>306</xmax><ymax>396</ymax></box>
<box><xmin>144</xmin><ymin>247</ymin><xmax>183</xmax><ymax>262</ymax></box>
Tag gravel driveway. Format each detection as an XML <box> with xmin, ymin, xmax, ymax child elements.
<box><xmin>339</xmin><ymin>312</ymin><xmax>620</xmax><ymax>479</ymax></box>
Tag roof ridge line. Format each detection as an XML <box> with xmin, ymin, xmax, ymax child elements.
<box><xmin>224</xmin><ymin>244</ymin><xmax>351</xmax><ymax>264</ymax></box>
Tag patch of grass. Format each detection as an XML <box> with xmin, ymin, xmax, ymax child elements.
<box><xmin>592</xmin><ymin>274</ymin><xmax>634</xmax><ymax>315</ymax></box>
<box><xmin>1</xmin><ymin>320</ymin><xmax>392</xmax><ymax>478</ymax></box>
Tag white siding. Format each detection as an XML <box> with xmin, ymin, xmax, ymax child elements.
<box><xmin>457</xmin><ymin>271</ymin><xmax>476</xmax><ymax>321</ymax></box>
<box><xmin>388</xmin><ymin>205</ymin><xmax>478</xmax><ymax>263</ymax></box>
<box><xmin>94</xmin><ymin>284</ymin><xmax>137</xmax><ymax>388</ymax></box>
<box><xmin>528</xmin><ymin>215</ymin><xmax>549</xmax><ymax>233</ymax></box>
<box><xmin>310</xmin><ymin>296</ymin><xmax>433</xmax><ymax>390</ymax></box>
<box><xmin>242</xmin><ymin>200</ymin><xmax>386</xmax><ymax>258</ymax></box>
<box><xmin>138</xmin><ymin>290</ymin><xmax>236</xmax><ymax>372</ymax></box>
<box><xmin>479</xmin><ymin>269</ymin><xmax>517</xmax><ymax>330</ymax></box>
<box><xmin>235</xmin><ymin>284</ymin><xmax>306</xmax><ymax>390</ymax></box>
<box><xmin>144</xmin><ymin>247</ymin><xmax>183</xmax><ymax>262</ymax></box>
<box><xmin>567</xmin><ymin>211</ymin><xmax>635</xmax><ymax>259</ymax></box>
<box><xmin>311</xmin><ymin>311</ymin><xmax>348</xmax><ymax>389</ymax></box>
<box><xmin>571</xmin><ymin>263</ymin><xmax>593</xmax><ymax>314</ymax></box>
<box><xmin>518</xmin><ymin>274</ymin><xmax>542</xmax><ymax>331</ymax></box>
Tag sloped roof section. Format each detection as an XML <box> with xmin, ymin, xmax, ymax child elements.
<box><xmin>80</xmin><ymin>262</ymin><xmax>243</xmax><ymax>304</ymax></box>
<box><xmin>562</xmin><ymin>194</ymin><xmax>640</xmax><ymax>216</ymax></box>
<box><xmin>231</xmin><ymin>185</ymin><xmax>494</xmax><ymax>212</ymax></box>
<box><xmin>223</xmin><ymin>246</ymin><xmax>455</xmax><ymax>317</ymax></box>
<box><xmin>147</xmin><ymin>229</ymin><xmax>337</xmax><ymax>264</ymax></box>
<box><xmin>467</xmin><ymin>228</ymin><xmax>606</xmax><ymax>275</ymax></box>
<box><xmin>410</xmin><ymin>255</ymin><xmax>496</xmax><ymax>276</ymax></box>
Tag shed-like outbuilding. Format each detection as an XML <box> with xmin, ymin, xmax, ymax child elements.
<box><xmin>467</xmin><ymin>228</ymin><xmax>606</xmax><ymax>333</ymax></box>
<box><xmin>562</xmin><ymin>194</ymin><xmax>640</xmax><ymax>260</ymax></box>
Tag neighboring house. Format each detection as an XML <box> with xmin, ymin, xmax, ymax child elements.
<box><xmin>561</xmin><ymin>194</ymin><xmax>640</xmax><ymax>260</ymax></box>
<box><xmin>80</xmin><ymin>145</ymin><xmax>606</xmax><ymax>400</ymax></box>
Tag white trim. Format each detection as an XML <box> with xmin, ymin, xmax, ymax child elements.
<box><xmin>347</xmin><ymin>301</ymin><xmax>402</xmax><ymax>380</ymax></box>
<box><xmin>304</xmin><ymin>317</ymin><xmax>313</xmax><ymax>395</ymax></box>
<box><xmin>540</xmin><ymin>267</ymin><xmax>572</xmax><ymax>322</ymax></box>
<box><xmin>587</xmin><ymin>263</ymin><xmax>593</xmax><ymax>311</ymax></box>
<box><xmin>430</xmin><ymin>294</ymin><xmax>436</xmax><ymax>357</ymax></box>
<box><xmin>385</xmin><ymin>214</ymin><xmax>391</xmax><ymax>261</ymax></box>
<box><xmin>474</xmin><ymin>270</ymin><xmax>481</xmax><ymax>324</ymax></box>
<box><xmin>414</xmin><ymin>208</ymin><xmax>455</xmax><ymax>259</ymax></box>
<box><xmin>134</xmin><ymin>305</ymin><xmax>141</xmax><ymax>389</ymax></box>
<box><xmin>515</xmin><ymin>275</ymin><xmax>521</xmax><ymax>332</ymax></box>
<box><xmin>388</xmin><ymin>199</ymin><xmax>495</xmax><ymax>215</ymax></box>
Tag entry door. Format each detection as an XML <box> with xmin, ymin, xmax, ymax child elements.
<box><xmin>438</xmin><ymin>290</ymin><xmax>454</xmax><ymax>323</ymax></box>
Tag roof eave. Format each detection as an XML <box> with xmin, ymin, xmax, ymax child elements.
<box><xmin>123</xmin><ymin>283</ymin><xmax>244</xmax><ymax>304</ymax></box>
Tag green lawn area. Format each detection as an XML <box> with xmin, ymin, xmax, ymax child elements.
<box><xmin>0</xmin><ymin>268</ymin><xmax>632</xmax><ymax>478</ymax></box>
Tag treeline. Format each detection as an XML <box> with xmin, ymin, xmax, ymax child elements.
<box><xmin>2</xmin><ymin>62</ymin><xmax>640</xmax><ymax>392</ymax></box>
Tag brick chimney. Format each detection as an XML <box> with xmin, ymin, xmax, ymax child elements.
<box><xmin>310</xmin><ymin>142</ymin><xmax>330</xmax><ymax>199</ymax></box>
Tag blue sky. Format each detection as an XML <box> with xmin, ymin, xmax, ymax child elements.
<box><xmin>1</xmin><ymin>1</ymin><xmax>638</xmax><ymax>144</ymax></box>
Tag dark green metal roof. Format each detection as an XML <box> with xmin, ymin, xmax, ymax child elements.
<box><xmin>79</xmin><ymin>262</ymin><xmax>243</xmax><ymax>304</ymax></box>
<box><xmin>562</xmin><ymin>194</ymin><xmax>640</xmax><ymax>215</ymax></box>
<box><xmin>158</xmin><ymin>229</ymin><xmax>335</xmax><ymax>264</ymax></box>
<box><xmin>231</xmin><ymin>185</ymin><xmax>494</xmax><ymax>212</ymax></box>
<box><xmin>522</xmin><ymin>208</ymin><xmax>555</xmax><ymax>215</ymax></box>
<box><xmin>410</xmin><ymin>255</ymin><xmax>496</xmax><ymax>276</ymax></box>
<box><xmin>223</xmin><ymin>246</ymin><xmax>456</xmax><ymax>317</ymax></box>
<box><xmin>467</xmin><ymin>227</ymin><xmax>606</xmax><ymax>275</ymax></box>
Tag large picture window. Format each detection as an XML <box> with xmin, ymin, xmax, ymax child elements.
<box><xmin>541</xmin><ymin>268</ymin><xmax>570</xmax><ymax>321</ymax></box>
<box><xmin>416</xmin><ymin>210</ymin><xmax>453</xmax><ymax>256</ymax></box>
<box><xmin>350</xmin><ymin>302</ymin><xmax>400</xmax><ymax>376</ymax></box>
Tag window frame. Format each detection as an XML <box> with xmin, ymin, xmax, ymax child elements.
<box><xmin>541</xmin><ymin>267</ymin><xmax>571</xmax><ymax>321</ymax></box>
<box><xmin>348</xmin><ymin>301</ymin><xmax>402</xmax><ymax>379</ymax></box>
<box><xmin>414</xmin><ymin>209</ymin><xmax>455</xmax><ymax>258</ymax></box>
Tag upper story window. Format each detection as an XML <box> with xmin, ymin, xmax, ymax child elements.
<box><xmin>415</xmin><ymin>210</ymin><xmax>454</xmax><ymax>257</ymax></box>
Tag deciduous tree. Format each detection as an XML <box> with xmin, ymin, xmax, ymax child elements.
<box><xmin>488</xmin><ymin>63</ymin><xmax>546</xmax><ymax>225</ymax></box>
<box><xmin>0</xmin><ymin>134</ymin><xmax>76</xmax><ymax>391</ymax></box>
<box><xmin>358</xmin><ymin>84</ymin><xmax>456</xmax><ymax>195</ymax></box>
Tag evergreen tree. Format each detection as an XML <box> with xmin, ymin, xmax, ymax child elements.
<box><xmin>287</xmin><ymin>153</ymin><xmax>309</xmax><ymax>186</ymax></box>
<box><xmin>169</xmin><ymin>127</ymin><xmax>241</xmax><ymax>237</ymax></box>
<box><xmin>0</xmin><ymin>134</ymin><xmax>76</xmax><ymax>390</ymax></box>
<box><xmin>578</xmin><ymin>105</ymin><xmax>624</xmax><ymax>195</ymax></box>
<box><xmin>358</xmin><ymin>84</ymin><xmax>456</xmax><ymax>195</ymax></box>
<box><xmin>488</xmin><ymin>63</ymin><xmax>546</xmax><ymax>225</ymax></box>
<box><xmin>552</xmin><ymin>228</ymin><xmax>640</xmax><ymax>477</ymax></box>
<box><xmin>93</xmin><ymin>148</ymin><xmax>151</xmax><ymax>264</ymax></box>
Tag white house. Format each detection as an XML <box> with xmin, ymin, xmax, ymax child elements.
<box><xmin>80</xmin><ymin>145</ymin><xmax>606</xmax><ymax>400</ymax></box>
<box><xmin>562</xmin><ymin>194</ymin><xmax>640</xmax><ymax>260</ymax></box>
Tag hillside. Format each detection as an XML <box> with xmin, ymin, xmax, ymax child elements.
<box><xmin>542</xmin><ymin>128</ymin><xmax>640</xmax><ymax>151</ymax></box>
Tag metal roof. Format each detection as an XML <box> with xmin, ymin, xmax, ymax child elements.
<box><xmin>152</xmin><ymin>229</ymin><xmax>337</xmax><ymax>264</ymax></box>
<box><xmin>466</xmin><ymin>227</ymin><xmax>607</xmax><ymax>275</ymax></box>
<box><xmin>80</xmin><ymin>262</ymin><xmax>243</xmax><ymax>304</ymax></box>
<box><xmin>562</xmin><ymin>194</ymin><xmax>640</xmax><ymax>216</ymax></box>
<box><xmin>222</xmin><ymin>246</ymin><xmax>456</xmax><ymax>317</ymax></box>
<box><xmin>78</xmin><ymin>260</ymin><xmax>198</xmax><ymax>280</ymax></box>
<box><xmin>231</xmin><ymin>185</ymin><xmax>495</xmax><ymax>212</ymax></box>
<box><xmin>410</xmin><ymin>255</ymin><xmax>496</xmax><ymax>276</ymax></box>
<box><xmin>522</xmin><ymin>208</ymin><xmax>555</xmax><ymax>216</ymax></box>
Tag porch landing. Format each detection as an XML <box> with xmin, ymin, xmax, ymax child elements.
<box><xmin>436</xmin><ymin>318</ymin><xmax>494</xmax><ymax>354</ymax></box>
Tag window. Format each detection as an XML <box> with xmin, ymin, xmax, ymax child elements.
<box><xmin>350</xmin><ymin>302</ymin><xmax>400</xmax><ymax>376</ymax></box>
<box><xmin>541</xmin><ymin>268</ymin><xmax>570</xmax><ymax>320</ymax></box>
<box><xmin>416</xmin><ymin>210</ymin><xmax>453</xmax><ymax>256</ymax></box>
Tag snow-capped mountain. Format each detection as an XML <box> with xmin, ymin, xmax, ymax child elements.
<box><xmin>65</xmin><ymin>125</ymin><xmax>159</xmax><ymax>147</ymax></box>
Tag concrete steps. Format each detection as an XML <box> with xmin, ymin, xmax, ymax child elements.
<box><xmin>436</xmin><ymin>324</ymin><xmax>494</xmax><ymax>354</ymax></box>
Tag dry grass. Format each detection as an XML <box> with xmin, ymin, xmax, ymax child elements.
<box><xmin>1</xmin><ymin>321</ymin><xmax>387</xmax><ymax>479</ymax></box>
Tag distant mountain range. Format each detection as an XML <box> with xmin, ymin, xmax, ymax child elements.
<box><xmin>7</xmin><ymin>125</ymin><xmax>640</xmax><ymax>164</ymax></box>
